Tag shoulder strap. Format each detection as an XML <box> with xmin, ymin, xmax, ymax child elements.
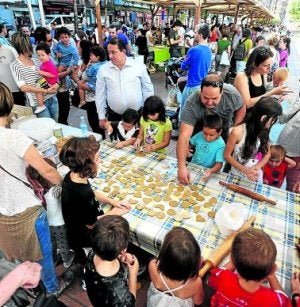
<box><xmin>0</xmin><ymin>164</ymin><xmax>32</xmax><ymax>189</ymax></box>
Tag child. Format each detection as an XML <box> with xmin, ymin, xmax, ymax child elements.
<box><xmin>59</xmin><ymin>136</ymin><xmax>131</xmax><ymax>264</ymax></box>
<box><xmin>263</xmin><ymin>145</ymin><xmax>296</xmax><ymax>188</ymax></box>
<box><xmin>134</xmin><ymin>96</ymin><xmax>172</xmax><ymax>154</ymax></box>
<box><xmin>35</xmin><ymin>42</ymin><xmax>59</xmax><ymax>114</ymax></box>
<box><xmin>272</xmin><ymin>67</ymin><xmax>289</xmax><ymax>87</ymax></box>
<box><xmin>278</xmin><ymin>36</ymin><xmax>290</xmax><ymax>68</ymax></box>
<box><xmin>26</xmin><ymin>158</ymin><xmax>75</xmax><ymax>268</ymax></box>
<box><xmin>208</xmin><ymin>228</ymin><xmax>291</xmax><ymax>307</ymax></box>
<box><xmin>104</xmin><ymin>108</ymin><xmax>139</xmax><ymax>148</ymax></box>
<box><xmin>84</xmin><ymin>215</ymin><xmax>139</xmax><ymax>307</ymax></box>
<box><xmin>77</xmin><ymin>46</ymin><xmax>106</xmax><ymax>108</ymax></box>
<box><xmin>291</xmin><ymin>272</ymin><xmax>300</xmax><ymax>307</ymax></box>
<box><xmin>224</xmin><ymin>97</ymin><xmax>282</xmax><ymax>182</ymax></box>
<box><xmin>147</xmin><ymin>227</ymin><xmax>204</xmax><ymax>306</ymax></box>
<box><xmin>190</xmin><ymin>114</ymin><xmax>225</xmax><ymax>179</ymax></box>
<box><xmin>53</xmin><ymin>27</ymin><xmax>79</xmax><ymax>83</ymax></box>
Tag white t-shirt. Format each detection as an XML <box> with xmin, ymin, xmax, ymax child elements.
<box><xmin>44</xmin><ymin>187</ymin><xmax>65</xmax><ymax>226</ymax></box>
<box><xmin>0</xmin><ymin>127</ymin><xmax>41</xmax><ymax>216</ymax></box>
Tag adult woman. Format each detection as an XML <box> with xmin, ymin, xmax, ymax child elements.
<box><xmin>278</xmin><ymin>36</ymin><xmax>290</xmax><ymax>68</ymax></box>
<box><xmin>9</xmin><ymin>32</ymin><xmax>58</xmax><ymax>120</ymax></box>
<box><xmin>0</xmin><ymin>82</ymin><xmax>62</xmax><ymax>295</ymax></box>
<box><xmin>74</xmin><ymin>40</ymin><xmax>106</xmax><ymax>139</ymax></box>
<box><xmin>234</xmin><ymin>47</ymin><xmax>288</xmax><ymax>110</ymax></box>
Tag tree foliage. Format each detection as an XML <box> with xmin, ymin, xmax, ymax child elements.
<box><xmin>289</xmin><ymin>0</ymin><xmax>300</xmax><ymax>21</ymax></box>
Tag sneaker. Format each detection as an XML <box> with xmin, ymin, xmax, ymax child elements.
<box><xmin>63</xmin><ymin>250</ymin><xmax>75</xmax><ymax>269</ymax></box>
<box><xmin>34</xmin><ymin>105</ymin><xmax>46</xmax><ymax>114</ymax></box>
<box><xmin>81</xmin><ymin>279</ymin><xmax>87</xmax><ymax>291</ymax></box>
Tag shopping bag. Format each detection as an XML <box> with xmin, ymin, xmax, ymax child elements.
<box><xmin>220</xmin><ymin>50</ymin><xmax>230</xmax><ymax>66</ymax></box>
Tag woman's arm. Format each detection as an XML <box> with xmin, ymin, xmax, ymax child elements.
<box><xmin>23</xmin><ymin>145</ymin><xmax>62</xmax><ymax>185</ymax></box>
<box><xmin>234</xmin><ymin>73</ymin><xmax>289</xmax><ymax>108</ymax></box>
<box><xmin>143</xmin><ymin>130</ymin><xmax>172</xmax><ymax>153</ymax></box>
<box><xmin>285</xmin><ymin>157</ymin><xmax>297</xmax><ymax>169</ymax></box>
<box><xmin>19</xmin><ymin>84</ymin><xmax>49</xmax><ymax>95</ymax></box>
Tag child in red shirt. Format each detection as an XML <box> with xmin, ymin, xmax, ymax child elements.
<box><xmin>263</xmin><ymin>145</ymin><xmax>296</xmax><ymax>188</ymax></box>
<box><xmin>208</xmin><ymin>228</ymin><xmax>291</xmax><ymax>307</ymax></box>
<box><xmin>35</xmin><ymin>42</ymin><xmax>59</xmax><ymax>114</ymax></box>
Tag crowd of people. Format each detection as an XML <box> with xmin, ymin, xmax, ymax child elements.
<box><xmin>0</xmin><ymin>18</ymin><xmax>299</xmax><ymax>307</ymax></box>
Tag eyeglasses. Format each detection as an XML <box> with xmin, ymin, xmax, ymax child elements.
<box><xmin>201</xmin><ymin>80</ymin><xmax>223</xmax><ymax>88</ymax></box>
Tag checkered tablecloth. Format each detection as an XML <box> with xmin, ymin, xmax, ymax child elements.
<box><xmin>92</xmin><ymin>141</ymin><xmax>300</xmax><ymax>295</ymax></box>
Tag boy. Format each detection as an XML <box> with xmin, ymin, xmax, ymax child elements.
<box><xmin>84</xmin><ymin>215</ymin><xmax>139</xmax><ymax>307</ymax></box>
<box><xmin>208</xmin><ymin>228</ymin><xmax>291</xmax><ymax>307</ymax></box>
<box><xmin>263</xmin><ymin>145</ymin><xmax>296</xmax><ymax>188</ymax></box>
<box><xmin>53</xmin><ymin>27</ymin><xmax>79</xmax><ymax>84</ymax></box>
<box><xmin>189</xmin><ymin>114</ymin><xmax>225</xmax><ymax>179</ymax></box>
<box><xmin>104</xmin><ymin>108</ymin><xmax>139</xmax><ymax>148</ymax></box>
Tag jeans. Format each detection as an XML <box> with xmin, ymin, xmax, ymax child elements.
<box><xmin>35</xmin><ymin>210</ymin><xmax>59</xmax><ymax>294</ymax></box>
<box><xmin>36</xmin><ymin>95</ymin><xmax>59</xmax><ymax>122</ymax></box>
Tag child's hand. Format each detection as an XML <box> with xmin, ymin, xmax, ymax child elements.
<box><xmin>127</xmin><ymin>255</ymin><xmax>139</xmax><ymax>277</ymax></box>
<box><xmin>48</xmin><ymin>85</ymin><xmax>58</xmax><ymax>94</ymax></box>
<box><xmin>143</xmin><ymin>144</ymin><xmax>153</xmax><ymax>153</ymax></box>
<box><xmin>133</xmin><ymin>139</ymin><xmax>141</xmax><ymax>150</ymax></box>
<box><xmin>119</xmin><ymin>252</ymin><xmax>135</xmax><ymax>265</ymax></box>
<box><xmin>115</xmin><ymin>141</ymin><xmax>125</xmax><ymax>149</ymax></box>
<box><xmin>245</xmin><ymin>167</ymin><xmax>259</xmax><ymax>181</ymax></box>
<box><xmin>114</xmin><ymin>200</ymin><xmax>131</xmax><ymax>210</ymax></box>
<box><xmin>202</xmin><ymin>170</ymin><xmax>212</xmax><ymax>181</ymax></box>
<box><xmin>56</xmin><ymin>52</ymin><xmax>62</xmax><ymax>58</ymax></box>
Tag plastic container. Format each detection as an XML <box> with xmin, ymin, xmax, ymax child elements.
<box><xmin>80</xmin><ymin>116</ymin><xmax>88</xmax><ymax>137</ymax></box>
<box><xmin>215</xmin><ymin>202</ymin><xmax>246</xmax><ymax>237</ymax></box>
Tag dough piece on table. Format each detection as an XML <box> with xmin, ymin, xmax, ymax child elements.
<box><xmin>167</xmin><ymin>208</ymin><xmax>176</xmax><ymax>216</ymax></box>
<box><xmin>196</xmin><ymin>214</ymin><xmax>206</xmax><ymax>222</ymax></box>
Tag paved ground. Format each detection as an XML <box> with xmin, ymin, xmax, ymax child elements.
<box><xmin>58</xmin><ymin>38</ymin><xmax>300</xmax><ymax>306</ymax></box>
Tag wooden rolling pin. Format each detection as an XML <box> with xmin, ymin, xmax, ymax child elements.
<box><xmin>199</xmin><ymin>216</ymin><xmax>256</xmax><ymax>278</ymax></box>
<box><xmin>219</xmin><ymin>181</ymin><xmax>277</xmax><ymax>205</ymax></box>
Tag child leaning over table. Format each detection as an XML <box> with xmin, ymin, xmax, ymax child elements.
<box><xmin>134</xmin><ymin>95</ymin><xmax>172</xmax><ymax>154</ymax></box>
<box><xmin>208</xmin><ymin>228</ymin><xmax>291</xmax><ymax>307</ymax></box>
<box><xmin>263</xmin><ymin>145</ymin><xmax>296</xmax><ymax>188</ymax></box>
<box><xmin>84</xmin><ymin>215</ymin><xmax>139</xmax><ymax>307</ymax></box>
<box><xmin>147</xmin><ymin>227</ymin><xmax>204</xmax><ymax>306</ymax></box>
<box><xmin>59</xmin><ymin>136</ymin><xmax>131</xmax><ymax>265</ymax></box>
<box><xmin>26</xmin><ymin>158</ymin><xmax>75</xmax><ymax>268</ymax></box>
<box><xmin>104</xmin><ymin>108</ymin><xmax>139</xmax><ymax>148</ymax></box>
<box><xmin>189</xmin><ymin>113</ymin><xmax>225</xmax><ymax>180</ymax></box>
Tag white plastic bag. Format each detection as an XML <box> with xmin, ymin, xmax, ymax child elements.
<box><xmin>220</xmin><ymin>50</ymin><xmax>230</xmax><ymax>66</ymax></box>
<box><xmin>215</xmin><ymin>203</ymin><xmax>246</xmax><ymax>236</ymax></box>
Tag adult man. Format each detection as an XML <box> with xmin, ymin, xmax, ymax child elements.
<box><xmin>235</xmin><ymin>28</ymin><xmax>252</xmax><ymax>73</ymax></box>
<box><xmin>177</xmin><ymin>74</ymin><xmax>245</xmax><ymax>184</ymax></box>
<box><xmin>0</xmin><ymin>24</ymin><xmax>11</xmax><ymax>46</ymax></box>
<box><xmin>168</xmin><ymin>20</ymin><xmax>183</xmax><ymax>58</ymax></box>
<box><xmin>96</xmin><ymin>38</ymin><xmax>154</xmax><ymax>129</ymax></box>
<box><xmin>103</xmin><ymin>25</ymin><xmax>131</xmax><ymax>56</ymax></box>
<box><xmin>180</xmin><ymin>24</ymin><xmax>212</xmax><ymax>110</ymax></box>
<box><xmin>21</xmin><ymin>26</ymin><xmax>35</xmax><ymax>45</ymax></box>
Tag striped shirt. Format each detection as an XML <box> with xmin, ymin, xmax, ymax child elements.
<box><xmin>10</xmin><ymin>58</ymin><xmax>53</xmax><ymax>107</ymax></box>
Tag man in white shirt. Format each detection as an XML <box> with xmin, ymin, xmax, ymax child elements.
<box><xmin>95</xmin><ymin>38</ymin><xmax>154</xmax><ymax>129</ymax></box>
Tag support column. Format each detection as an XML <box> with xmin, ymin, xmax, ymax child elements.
<box><xmin>95</xmin><ymin>0</ymin><xmax>103</xmax><ymax>46</ymax></box>
<box><xmin>194</xmin><ymin>0</ymin><xmax>202</xmax><ymax>26</ymax></box>
<box><xmin>234</xmin><ymin>4</ymin><xmax>239</xmax><ymax>25</ymax></box>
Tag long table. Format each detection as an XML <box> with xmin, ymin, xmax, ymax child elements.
<box><xmin>91</xmin><ymin>141</ymin><xmax>299</xmax><ymax>295</ymax></box>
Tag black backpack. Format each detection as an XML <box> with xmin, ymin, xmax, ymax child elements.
<box><xmin>234</xmin><ymin>38</ymin><xmax>247</xmax><ymax>60</ymax></box>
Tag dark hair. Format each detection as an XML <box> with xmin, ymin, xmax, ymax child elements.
<box><xmin>232</xmin><ymin>228</ymin><xmax>276</xmax><ymax>281</ymax></box>
<box><xmin>107</xmin><ymin>37</ymin><xmax>126</xmax><ymax>52</ymax></box>
<box><xmin>56</xmin><ymin>27</ymin><xmax>71</xmax><ymax>37</ymax></box>
<box><xmin>255</xmin><ymin>35</ymin><xmax>265</xmax><ymax>45</ymax></box>
<box><xmin>142</xmin><ymin>95</ymin><xmax>166</xmax><ymax>123</ymax></box>
<box><xmin>242</xmin><ymin>28</ymin><xmax>251</xmax><ymax>38</ymax></box>
<box><xmin>90</xmin><ymin>215</ymin><xmax>130</xmax><ymax>261</ymax></box>
<box><xmin>158</xmin><ymin>227</ymin><xmax>201</xmax><ymax>281</ymax></box>
<box><xmin>171</xmin><ymin>20</ymin><xmax>183</xmax><ymax>28</ymax></box>
<box><xmin>90</xmin><ymin>45</ymin><xmax>106</xmax><ymax>62</ymax></box>
<box><xmin>242</xmin><ymin>96</ymin><xmax>282</xmax><ymax>160</ymax></box>
<box><xmin>0</xmin><ymin>82</ymin><xmax>14</xmax><ymax>117</ymax></box>
<box><xmin>59</xmin><ymin>136</ymin><xmax>100</xmax><ymax>178</ymax></box>
<box><xmin>280</xmin><ymin>36</ymin><xmax>291</xmax><ymax>54</ymax></box>
<box><xmin>0</xmin><ymin>23</ymin><xmax>5</xmax><ymax>34</ymax></box>
<box><xmin>33</xmin><ymin>26</ymin><xmax>48</xmax><ymax>43</ymax></box>
<box><xmin>198</xmin><ymin>24</ymin><xmax>210</xmax><ymax>40</ymax></box>
<box><xmin>203</xmin><ymin>114</ymin><xmax>223</xmax><ymax>132</ymax></box>
<box><xmin>79</xmin><ymin>40</ymin><xmax>93</xmax><ymax>65</ymax></box>
<box><xmin>36</xmin><ymin>42</ymin><xmax>51</xmax><ymax>55</ymax></box>
<box><xmin>122</xmin><ymin>108</ymin><xmax>139</xmax><ymax>124</ymax></box>
<box><xmin>245</xmin><ymin>47</ymin><xmax>273</xmax><ymax>77</ymax></box>
<box><xmin>201</xmin><ymin>74</ymin><xmax>223</xmax><ymax>92</ymax></box>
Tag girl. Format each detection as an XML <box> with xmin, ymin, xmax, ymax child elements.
<box><xmin>77</xmin><ymin>45</ymin><xmax>106</xmax><ymax>108</ymax></box>
<box><xmin>147</xmin><ymin>227</ymin><xmax>204</xmax><ymax>307</ymax></box>
<box><xmin>35</xmin><ymin>42</ymin><xmax>59</xmax><ymax>114</ymax></box>
<box><xmin>59</xmin><ymin>136</ymin><xmax>130</xmax><ymax>264</ymax></box>
<box><xmin>26</xmin><ymin>158</ymin><xmax>75</xmax><ymax>268</ymax></box>
<box><xmin>278</xmin><ymin>36</ymin><xmax>290</xmax><ymax>68</ymax></box>
<box><xmin>224</xmin><ymin>97</ymin><xmax>282</xmax><ymax>182</ymax></box>
<box><xmin>134</xmin><ymin>95</ymin><xmax>172</xmax><ymax>154</ymax></box>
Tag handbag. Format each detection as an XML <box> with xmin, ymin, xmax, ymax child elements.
<box><xmin>220</xmin><ymin>50</ymin><xmax>230</xmax><ymax>66</ymax></box>
<box><xmin>0</xmin><ymin>164</ymin><xmax>32</xmax><ymax>190</ymax></box>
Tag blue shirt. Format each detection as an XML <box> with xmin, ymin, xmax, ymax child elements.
<box><xmin>53</xmin><ymin>41</ymin><xmax>79</xmax><ymax>67</ymax></box>
<box><xmin>181</xmin><ymin>44</ymin><xmax>212</xmax><ymax>87</ymax></box>
<box><xmin>0</xmin><ymin>35</ymin><xmax>11</xmax><ymax>46</ymax></box>
<box><xmin>190</xmin><ymin>131</ymin><xmax>225</xmax><ymax>168</ymax></box>
<box><xmin>86</xmin><ymin>61</ymin><xmax>105</xmax><ymax>91</ymax></box>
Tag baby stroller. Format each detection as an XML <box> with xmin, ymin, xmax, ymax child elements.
<box><xmin>165</xmin><ymin>58</ymin><xmax>184</xmax><ymax>89</ymax></box>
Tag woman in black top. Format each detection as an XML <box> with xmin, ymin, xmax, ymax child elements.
<box><xmin>234</xmin><ymin>47</ymin><xmax>288</xmax><ymax>112</ymax></box>
<box><xmin>135</xmin><ymin>29</ymin><xmax>148</xmax><ymax>64</ymax></box>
